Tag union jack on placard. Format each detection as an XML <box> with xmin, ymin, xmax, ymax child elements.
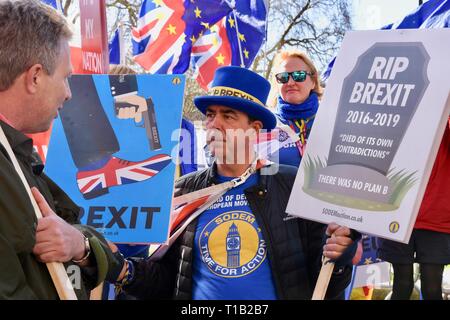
<box><xmin>76</xmin><ymin>154</ymin><xmax>172</xmax><ymax>199</ymax></box>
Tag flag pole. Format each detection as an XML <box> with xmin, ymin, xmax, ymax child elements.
<box><xmin>118</xmin><ymin>22</ymin><xmax>126</xmax><ymax>65</ymax></box>
<box><xmin>0</xmin><ymin>126</ymin><xmax>77</xmax><ymax>300</ymax></box>
<box><xmin>263</xmin><ymin>0</ymin><xmax>269</xmax><ymax>72</ymax></box>
<box><xmin>228</xmin><ymin>3</ymin><xmax>245</xmax><ymax>68</ymax></box>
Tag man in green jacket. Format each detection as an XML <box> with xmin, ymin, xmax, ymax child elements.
<box><xmin>0</xmin><ymin>0</ymin><xmax>122</xmax><ymax>299</ymax></box>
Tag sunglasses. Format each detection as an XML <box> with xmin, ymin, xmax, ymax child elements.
<box><xmin>275</xmin><ymin>70</ymin><xmax>313</xmax><ymax>84</ymax></box>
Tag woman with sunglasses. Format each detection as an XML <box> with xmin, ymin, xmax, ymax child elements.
<box><xmin>267</xmin><ymin>50</ymin><xmax>364</xmax><ymax>300</ymax></box>
<box><xmin>268</xmin><ymin>49</ymin><xmax>323</xmax><ymax>167</ymax></box>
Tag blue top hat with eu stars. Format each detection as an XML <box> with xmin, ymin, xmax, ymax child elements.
<box><xmin>194</xmin><ymin>66</ymin><xmax>276</xmax><ymax>130</ymax></box>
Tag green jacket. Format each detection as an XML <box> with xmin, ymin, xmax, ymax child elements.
<box><xmin>0</xmin><ymin>121</ymin><xmax>121</xmax><ymax>299</ymax></box>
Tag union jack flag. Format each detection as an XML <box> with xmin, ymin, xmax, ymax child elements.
<box><xmin>132</xmin><ymin>0</ymin><xmax>189</xmax><ymax>73</ymax></box>
<box><xmin>191</xmin><ymin>17</ymin><xmax>231</xmax><ymax>89</ymax></box>
<box><xmin>76</xmin><ymin>154</ymin><xmax>172</xmax><ymax>196</ymax></box>
<box><xmin>132</xmin><ymin>0</ymin><xmax>267</xmax><ymax>89</ymax></box>
<box><xmin>256</xmin><ymin>126</ymin><xmax>299</xmax><ymax>160</ymax></box>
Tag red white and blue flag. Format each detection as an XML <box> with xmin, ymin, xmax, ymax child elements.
<box><xmin>76</xmin><ymin>154</ymin><xmax>172</xmax><ymax>196</ymax></box>
<box><xmin>132</xmin><ymin>1</ymin><xmax>188</xmax><ymax>73</ymax></box>
<box><xmin>191</xmin><ymin>17</ymin><xmax>231</xmax><ymax>89</ymax></box>
<box><xmin>255</xmin><ymin>124</ymin><xmax>300</xmax><ymax>161</ymax></box>
<box><xmin>132</xmin><ymin>0</ymin><xmax>267</xmax><ymax>89</ymax></box>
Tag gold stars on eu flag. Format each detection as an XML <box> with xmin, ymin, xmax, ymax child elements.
<box><xmin>238</xmin><ymin>32</ymin><xmax>246</xmax><ymax>42</ymax></box>
<box><xmin>243</xmin><ymin>48</ymin><xmax>249</xmax><ymax>59</ymax></box>
<box><xmin>228</xmin><ymin>17</ymin><xmax>235</xmax><ymax>28</ymax></box>
<box><xmin>194</xmin><ymin>6</ymin><xmax>202</xmax><ymax>18</ymax></box>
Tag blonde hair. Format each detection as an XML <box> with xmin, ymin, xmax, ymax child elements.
<box><xmin>267</xmin><ymin>49</ymin><xmax>323</xmax><ymax>108</ymax></box>
<box><xmin>0</xmin><ymin>0</ymin><xmax>72</xmax><ymax>91</ymax></box>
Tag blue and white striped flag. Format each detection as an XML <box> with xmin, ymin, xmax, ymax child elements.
<box><xmin>109</xmin><ymin>27</ymin><xmax>125</xmax><ymax>65</ymax></box>
<box><xmin>322</xmin><ymin>0</ymin><xmax>450</xmax><ymax>82</ymax></box>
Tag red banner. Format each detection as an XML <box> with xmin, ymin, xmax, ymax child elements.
<box><xmin>79</xmin><ymin>0</ymin><xmax>108</xmax><ymax>74</ymax></box>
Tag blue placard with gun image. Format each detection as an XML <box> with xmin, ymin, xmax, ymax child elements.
<box><xmin>45</xmin><ymin>74</ymin><xmax>185</xmax><ymax>244</ymax></box>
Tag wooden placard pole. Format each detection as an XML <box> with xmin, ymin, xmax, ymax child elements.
<box><xmin>311</xmin><ymin>257</ymin><xmax>334</xmax><ymax>300</ymax></box>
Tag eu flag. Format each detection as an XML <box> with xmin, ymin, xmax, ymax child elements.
<box><xmin>132</xmin><ymin>0</ymin><xmax>267</xmax><ymax>89</ymax></box>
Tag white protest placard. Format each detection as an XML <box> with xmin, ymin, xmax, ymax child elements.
<box><xmin>286</xmin><ymin>29</ymin><xmax>450</xmax><ymax>243</ymax></box>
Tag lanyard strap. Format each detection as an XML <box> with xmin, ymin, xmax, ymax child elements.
<box><xmin>289</xmin><ymin>115</ymin><xmax>315</xmax><ymax>157</ymax></box>
<box><xmin>172</xmin><ymin>159</ymin><xmax>259</xmax><ymax>208</ymax></box>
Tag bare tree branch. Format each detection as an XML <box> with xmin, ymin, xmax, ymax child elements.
<box><xmin>253</xmin><ymin>0</ymin><xmax>352</xmax><ymax>79</ymax></box>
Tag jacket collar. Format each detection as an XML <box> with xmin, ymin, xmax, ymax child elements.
<box><xmin>0</xmin><ymin>120</ymin><xmax>44</xmax><ymax>175</ymax></box>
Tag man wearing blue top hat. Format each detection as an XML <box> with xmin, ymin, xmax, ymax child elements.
<box><xmin>112</xmin><ymin>66</ymin><xmax>359</xmax><ymax>300</ymax></box>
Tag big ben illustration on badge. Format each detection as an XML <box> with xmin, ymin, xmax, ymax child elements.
<box><xmin>226</xmin><ymin>223</ymin><xmax>241</xmax><ymax>268</ymax></box>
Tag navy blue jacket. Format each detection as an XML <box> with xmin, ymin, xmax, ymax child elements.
<box><xmin>124</xmin><ymin>163</ymin><xmax>358</xmax><ymax>299</ymax></box>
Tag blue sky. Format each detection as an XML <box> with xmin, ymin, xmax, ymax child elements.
<box><xmin>352</xmin><ymin>0</ymin><xmax>420</xmax><ymax>29</ymax></box>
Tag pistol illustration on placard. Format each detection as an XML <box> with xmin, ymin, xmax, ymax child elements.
<box><xmin>115</xmin><ymin>97</ymin><xmax>162</xmax><ymax>150</ymax></box>
<box><xmin>58</xmin><ymin>75</ymin><xmax>171</xmax><ymax>200</ymax></box>
<box><xmin>110</xmin><ymin>74</ymin><xmax>162</xmax><ymax>151</ymax></box>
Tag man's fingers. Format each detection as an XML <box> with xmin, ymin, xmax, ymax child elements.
<box><xmin>323</xmin><ymin>250</ymin><xmax>342</xmax><ymax>260</ymax></box>
<box><xmin>34</xmin><ymin>228</ymin><xmax>54</xmax><ymax>244</ymax></box>
<box><xmin>31</xmin><ymin>187</ymin><xmax>54</xmax><ymax>217</ymax></box>
<box><xmin>33</xmin><ymin>241</ymin><xmax>56</xmax><ymax>256</ymax></box>
<box><xmin>36</xmin><ymin>251</ymin><xmax>65</xmax><ymax>263</ymax></box>
<box><xmin>326</xmin><ymin>235</ymin><xmax>352</xmax><ymax>246</ymax></box>
<box><xmin>324</xmin><ymin>243</ymin><xmax>347</xmax><ymax>253</ymax></box>
<box><xmin>33</xmin><ymin>240</ymin><xmax>71</xmax><ymax>263</ymax></box>
<box><xmin>325</xmin><ymin>223</ymin><xmax>338</xmax><ymax>236</ymax></box>
<box><xmin>326</xmin><ymin>223</ymin><xmax>351</xmax><ymax>237</ymax></box>
<box><xmin>333</xmin><ymin>226</ymin><xmax>351</xmax><ymax>237</ymax></box>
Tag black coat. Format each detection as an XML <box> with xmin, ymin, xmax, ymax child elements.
<box><xmin>0</xmin><ymin>121</ymin><xmax>122</xmax><ymax>299</ymax></box>
<box><xmin>125</xmin><ymin>163</ymin><xmax>357</xmax><ymax>299</ymax></box>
